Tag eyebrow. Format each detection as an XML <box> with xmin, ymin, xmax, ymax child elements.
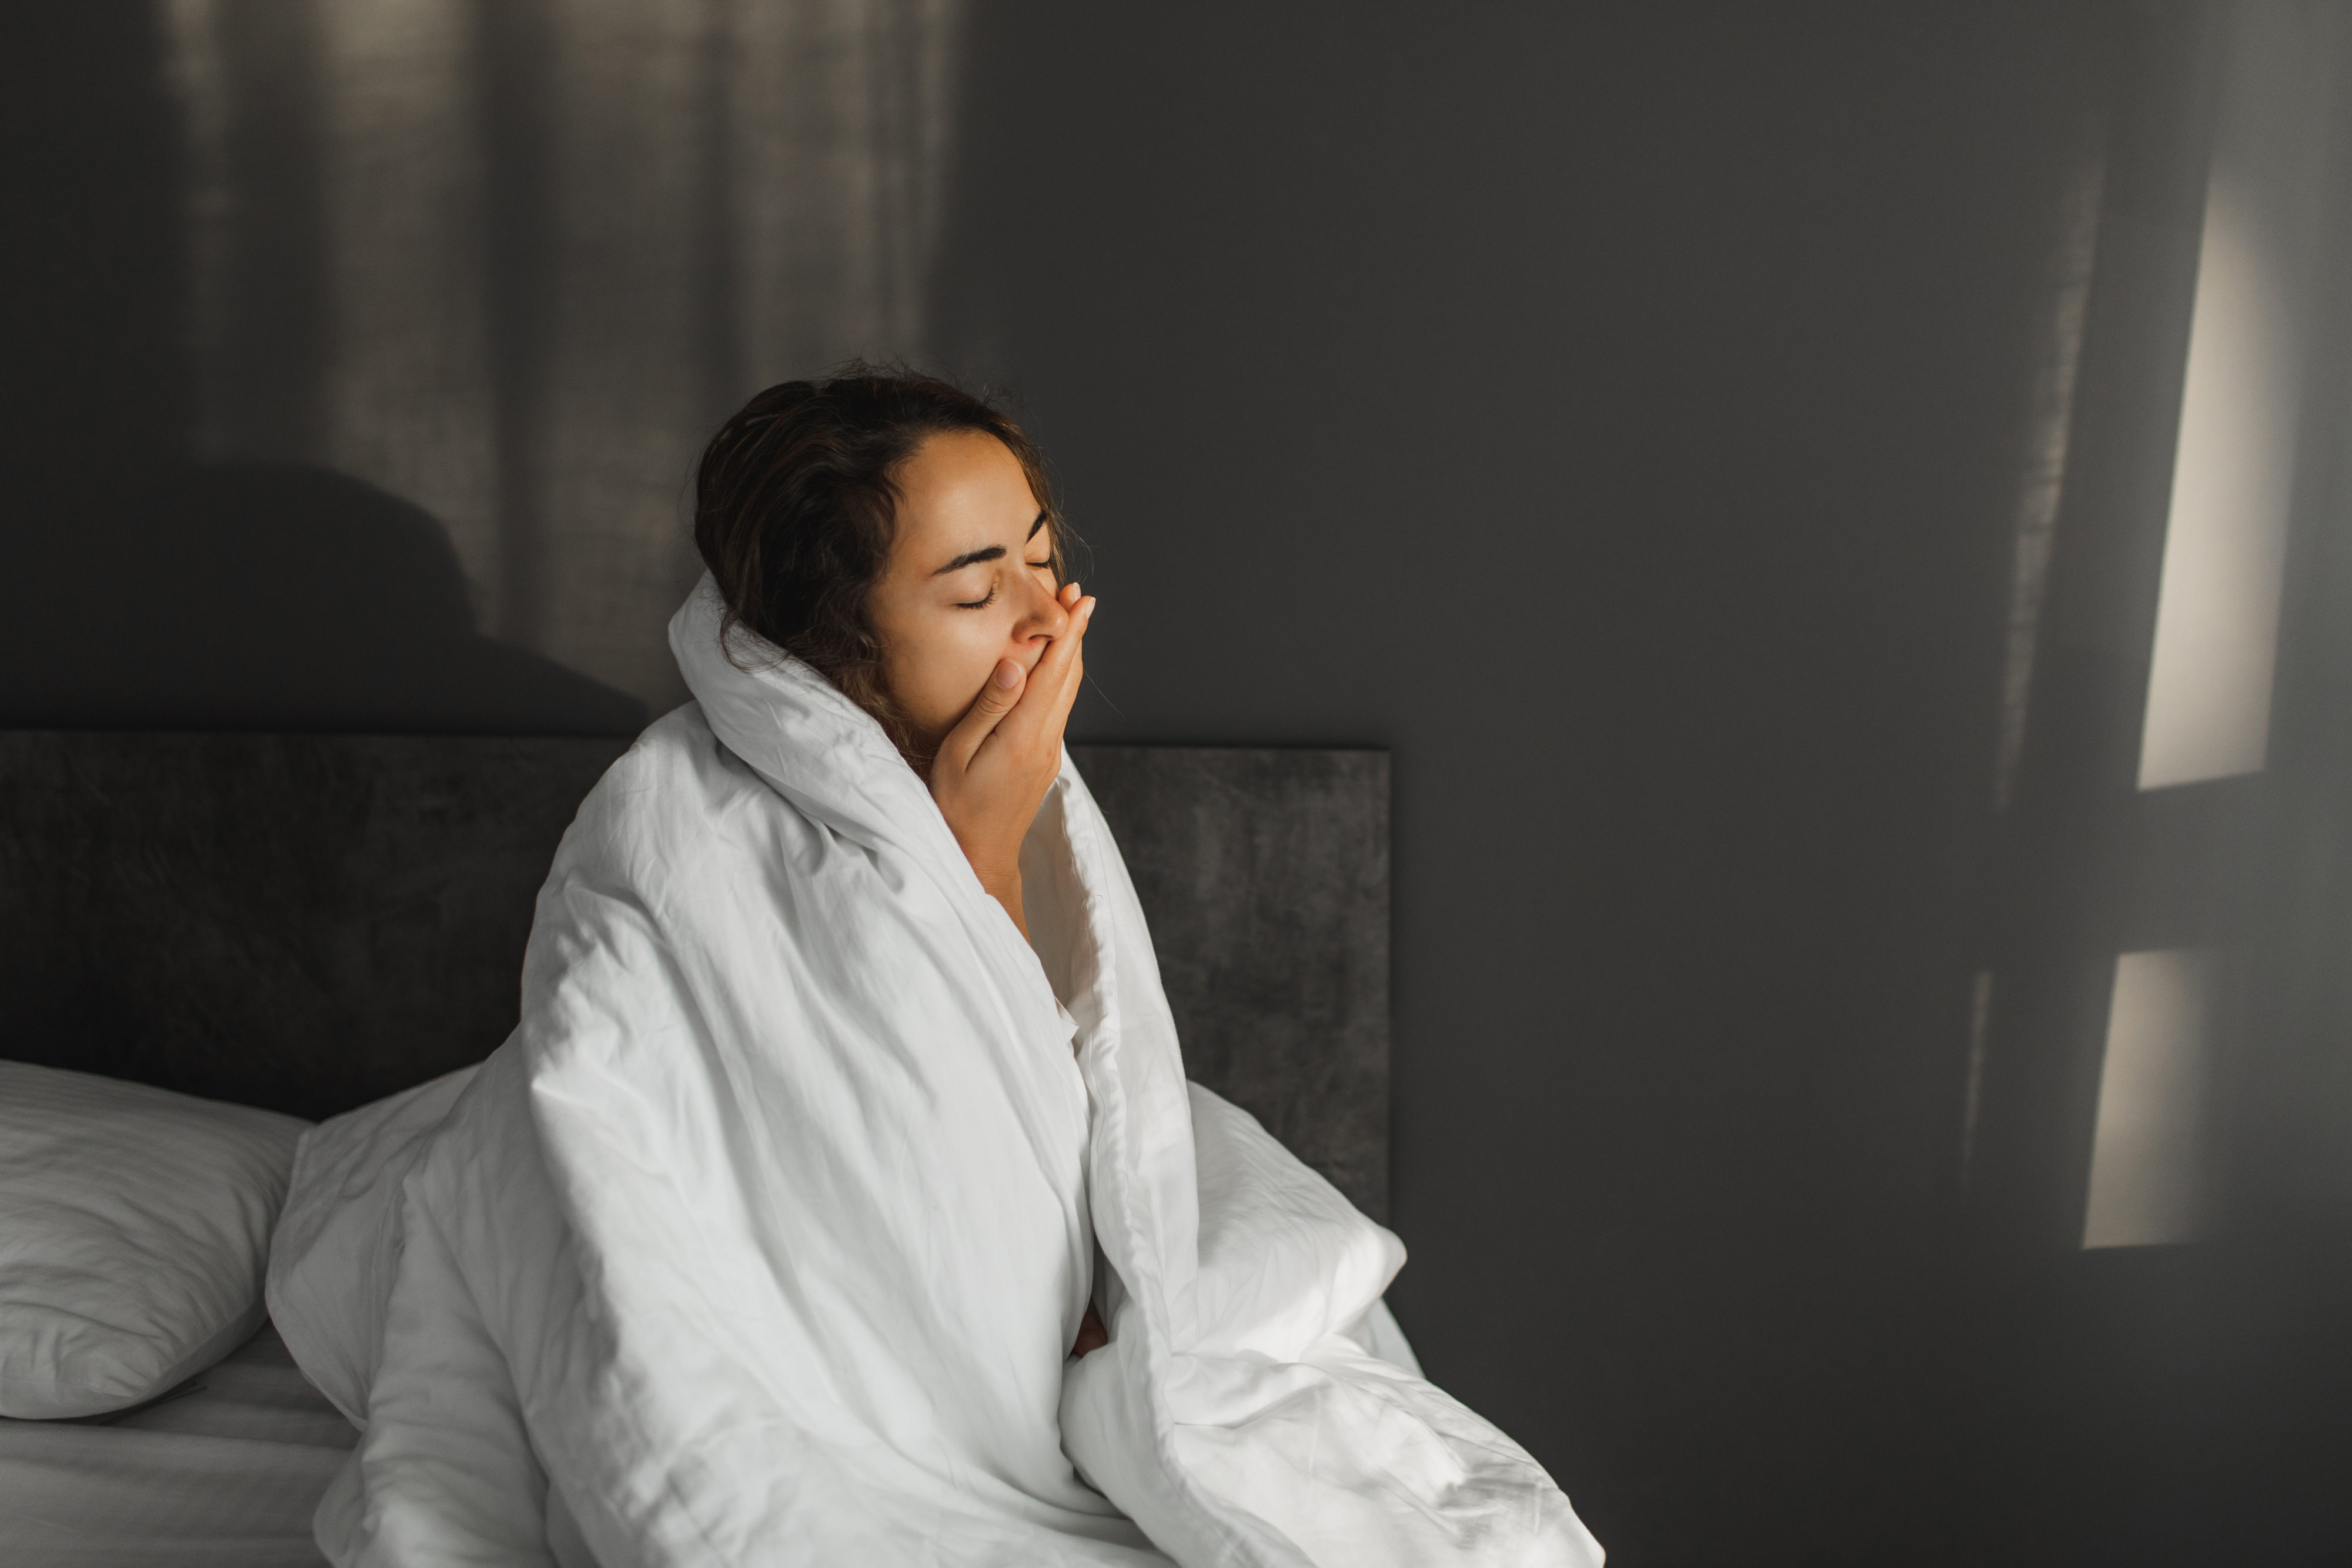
<box><xmin>931</xmin><ymin>512</ymin><xmax>1050</xmax><ymax>576</ymax></box>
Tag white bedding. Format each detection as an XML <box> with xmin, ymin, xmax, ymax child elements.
<box><xmin>0</xmin><ymin>1059</ymin><xmax>308</xmax><ymax>1420</ymax></box>
<box><xmin>270</xmin><ymin>576</ymin><xmax>1602</xmax><ymax>1567</ymax></box>
<box><xmin>0</xmin><ymin>1325</ymin><xmax>354</xmax><ymax>1568</ymax></box>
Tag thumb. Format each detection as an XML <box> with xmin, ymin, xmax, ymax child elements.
<box><xmin>937</xmin><ymin>658</ymin><xmax>1025</xmax><ymax>775</ymax></box>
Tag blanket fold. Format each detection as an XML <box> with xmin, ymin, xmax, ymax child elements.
<box><xmin>270</xmin><ymin>576</ymin><xmax>1601</xmax><ymax>1567</ymax></box>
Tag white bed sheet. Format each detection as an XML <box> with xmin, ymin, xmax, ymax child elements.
<box><xmin>0</xmin><ymin>1323</ymin><xmax>352</xmax><ymax>1567</ymax></box>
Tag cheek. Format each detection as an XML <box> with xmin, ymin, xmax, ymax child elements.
<box><xmin>883</xmin><ymin>608</ymin><xmax>1005</xmax><ymax>722</ymax></box>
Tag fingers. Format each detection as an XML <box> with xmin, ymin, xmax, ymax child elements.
<box><xmin>935</xmin><ymin>657</ymin><xmax>1026</xmax><ymax>777</ymax></box>
<box><xmin>997</xmin><ymin>591</ymin><xmax>1093</xmax><ymax>750</ymax></box>
<box><xmin>1035</xmin><ymin>583</ymin><xmax>1092</xmax><ymax>697</ymax></box>
<box><xmin>1045</xmin><ymin>597</ymin><xmax>1093</xmax><ymax>723</ymax></box>
<box><xmin>939</xmin><ymin>587</ymin><xmax>1096</xmax><ymax>778</ymax></box>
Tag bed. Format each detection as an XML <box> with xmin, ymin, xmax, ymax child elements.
<box><xmin>0</xmin><ymin>730</ymin><xmax>1391</xmax><ymax>1566</ymax></box>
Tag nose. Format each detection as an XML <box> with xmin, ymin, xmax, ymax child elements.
<box><xmin>1014</xmin><ymin>571</ymin><xmax>1071</xmax><ymax>644</ymax></box>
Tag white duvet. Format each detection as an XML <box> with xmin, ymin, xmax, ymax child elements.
<box><xmin>269</xmin><ymin>577</ymin><xmax>1601</xmax><ymax>1567</ymax></box>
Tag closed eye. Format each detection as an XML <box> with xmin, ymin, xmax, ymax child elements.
<box><xmin>956</xmin><ymin>557</ymin><xmax>1054</xmax><ymax>609</ymax></box>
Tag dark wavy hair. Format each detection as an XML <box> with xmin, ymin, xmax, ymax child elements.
<box><xmin>692</xmin><ymin>365</ymin><xmax>1063</xmax><ymax>756</ymax></box>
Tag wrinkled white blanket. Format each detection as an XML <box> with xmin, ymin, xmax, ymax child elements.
<box><xmin>269</xmin><ymin>577</ymin><xmax>1601</xmax><ymax>1567</ymax></box>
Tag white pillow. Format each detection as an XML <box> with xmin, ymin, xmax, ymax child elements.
<box><xmin>0</xmin><ymin>1059</ymin><xmax>309</xmax><ymax>1419</ymax></box>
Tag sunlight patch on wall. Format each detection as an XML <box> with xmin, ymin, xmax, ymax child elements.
<box><xmin>2082</xmin><ymin>948</ymin><xmax>2219</xmax><ymax>1249</ymax></box>
<box><xmin>2135</xmin><ymin>2</ymin><xmax>2338</xmax><ymax>791</ymax></box>
<box><xmin>2134</xmin><ymin>172</ymin><xmax>2295</xmax><ymax>790</ymax></box>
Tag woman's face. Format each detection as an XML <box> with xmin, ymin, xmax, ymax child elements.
<box><xmin>867</xmin><ymin>430</ymin><xmax>1071</xmax><ymax>754</ymax></box>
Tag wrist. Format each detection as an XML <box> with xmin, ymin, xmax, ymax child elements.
<box><xmin>972</xmin><ymin>862</ymin><xmax>1025</xmax><ymax>939</ymax></box>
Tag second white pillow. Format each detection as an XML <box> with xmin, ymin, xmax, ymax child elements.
<box><xmin>0</xmin><ymin>1060</ymin><xmax>309</xmax><ymax>1420</ymax></box>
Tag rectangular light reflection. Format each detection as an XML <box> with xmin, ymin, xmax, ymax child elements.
<box><xmin>2082</xmin><ymin>948</ymin><xmax>2218</xmax><ymax>1249</ymax></box>
<box><xmin>2134</xmin><ymin>169</ymin><xmax>2294</xmax><ymax>790</ymax></box>
<box><xmin>2135</xmin><ymin>3</ymin><xmax>2334</xmax><ymax>791</ymax></box>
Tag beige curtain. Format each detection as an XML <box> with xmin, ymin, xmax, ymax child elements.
<box><xmin>163</xmin><ymin>0</ymin><xmax>963</xmax><ymax>714</ymax></box>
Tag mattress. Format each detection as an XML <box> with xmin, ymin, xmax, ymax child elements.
<box><xmin>0</xmin><ymin>1323</ymin><xmax>351</xmax><ymax>1567</ymax></box>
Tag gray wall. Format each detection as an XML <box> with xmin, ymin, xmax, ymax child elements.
<box><xmin>923</xmin><ymin>3</ymin><xmax>2351</xmax><ymax>1563</ymax></box>
<box><xmin>4</xmin><ymin>4</ymin><xmax>2347</xmax><ymax>1564</ymax></box>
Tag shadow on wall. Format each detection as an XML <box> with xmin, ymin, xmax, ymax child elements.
<box><xmin>0</xmin><ymin>463</ymin><xmax>646</xmax><ymax>735</ymax></box>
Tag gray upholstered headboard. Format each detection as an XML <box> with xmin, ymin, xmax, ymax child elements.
<box><xmin>0</xmin><ymin>734</ymin><xmax>1389</xmax><ymax>1219</ymax></box>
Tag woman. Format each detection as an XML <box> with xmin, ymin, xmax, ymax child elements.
<box><xmin>271</xmin><ymin>368</ymin><xmax>1600</xmax><ymax>1567</ymax></box>
<box><xmin>694</xmin><ymin>372</ymin><xmax>1098</xmax><ymax>950</ymax></box>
